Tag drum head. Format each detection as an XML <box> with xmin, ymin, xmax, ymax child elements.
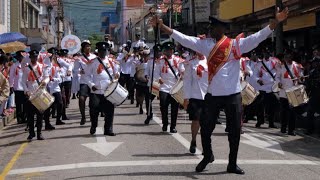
<box><xmin>171</xmin><ymin>80</ymin><xmax>183</xmax><ymax>94</ymax></box>
<box><xmin>105</xmin><ymin>81</ymin><xmax>118</xmax><ymax>97</ymax></box>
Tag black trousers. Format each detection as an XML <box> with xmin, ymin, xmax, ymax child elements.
<box><xmin>26</xmin><ymin>100</ymin><xmax>43</xmax><ymax>135</ymax></box>
<box><xmin>280</xmin><ymin>98</ymin><xmax>296</xmax><ymax>133</ymax></box>
<box><xmin>200</xmin><ymin>93</ymin><xmax>242</xmax><ymax>167</ymax></box>
<box><xmin>62</xmin><ymin>81</ymin><xmax>72</xmax><ymax>105</ymax></box>
<box><xmin>89</xmin><ymin>94</ymin><xmax>115</xmax><ymax>132</ymax></box>
<box><xmin>256</xmin><ymin>91</ymin><xmax>280</xmax><ymax>126</ymax></box>
<box><xmin>59</xmin><ymin>84</ymin><xmax>67</xmax><ymax>118</ymax></box>
<box><xmin>14</xmin><ymin>90</ymin><xmax>27</xmax><ymax>123</ymax></box>
<box><xmin>119</xmin><ymin>73</ymin><xmax>135</xmax><ymax>99</ymax></box>
<box><xmin>307</xmin><ymin>93</ymin><xmax>320</xmax><ymax>134</ymax></box>
<box><xmin>145</xmin><ymin>89</ymin><xmax>155</xmax><ymax>117</ymax></box>
<box><xmin>159</xmin><ymin>91</ymin><xmax>179</xmax><ymax>128</ymax></box>
<box><xmin>44</xmin><ymin>92</ymin><xmax>63</xmax><ymax>123</ymax></box>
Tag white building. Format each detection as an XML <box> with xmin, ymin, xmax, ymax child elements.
<box><xmin>0</xmin><ymin>0</ymin><xmax>11</xmax><ymax>34</ymax></box>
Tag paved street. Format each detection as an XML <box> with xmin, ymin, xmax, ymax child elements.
<box><xmin>1</xmin><ymin>98</ymin><xmax>320</xmax><ymax>180</ymax></box>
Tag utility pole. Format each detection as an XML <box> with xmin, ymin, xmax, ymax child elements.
<box><xmin>275</xmin><ymin>0</ymin><xmax>284</xmax><ymax>55</ymax></box>
<box><xmin>191</xmin><ymin>0</ymin><xmax>196</xmax><ymax>36</ymax></box>
<box><xmin>57</xmin><ymin>0</ymin><xmax>64</xmax><ymax>49</ymax></box>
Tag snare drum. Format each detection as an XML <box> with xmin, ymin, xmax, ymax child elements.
<box><xmin>285</xmin><ymin>85</ymin><xmax>309</xmax><ymax>107</ymax></box>
<box><xmin>241</xmin><ymin>81</ymin><xmax>259</xmax><ymax>106</ymax></box>
<box><xmin>29</xmin><ymin>87</ymin><xmax>55</xmax><ymax>112</ymax></box>
<box><xmin>104</xmin><ymin>81</ymin><xmax>128</xmax><ymax>106</ymax></box>
<box><xmin>151</xmin><ymin>81</ymin><xmax>160</xmax><ymax>97</ymax></box>
<box><xmin>170</xmin><ymin>79</ymin><xmax>184</xmax><ymax>105</ymax></box>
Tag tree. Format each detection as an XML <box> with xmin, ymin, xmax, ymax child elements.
<box><xmin>88</xmin><ymin>34</ymin><xmax>104</xmax><ymax>50</ymax></box>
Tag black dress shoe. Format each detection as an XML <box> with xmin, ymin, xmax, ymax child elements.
<box><xmin>90</xmin><ymin>127</ymin><xmax>96</xmax><ymax>135</ymax></box>
<box><xmin>162</xmin><ymin>125</ymin><xmax>167</xmax><ymax>132</ymax></box>
<box><xmin>189</xmin><ymin>141</ymin><xmax>196</xmax><ymax>154</ymax></box>
<box><xmin>52</xmin><ymin>115</ymin><xmax>57</xmax><ymax>118</ymax></box>
<box><xmin>170</xmin><ymin>128</ymin><xmax>177</xmax><ymax>133</ymax></box>
<box><xmin>45</xmin><ymin>124</ymin><xmax>56</xmax><ymax>130</ymax></box>
<box><xmin>130</xmin><ymin>99</ymin><xmax>134</xmax><ymax>104</ymax></box>
<box><xmin>104</xmin><ymin>131</ymin><xmax>116</xmax><ymax>136</ymax></box>
<box><xmin>288</xmin><ymin>132</ymin><xmax>296</xmax><ymax>136</ymax></box>
<box><xmin>280</xmin><ymin>129</ymin><xmax>286</xmax><ymax>134</ymax></box>
<box><xmin>80</xmin><ymin>118</ymin><xmax>86</xmax><ymax>125</ymax></box>
<box><xmin>144</xmin><ymin>117</ymin><xmax>151</xmax><ymax>125</ymax></box>
<box><xmin>27</xmin><ymin>134</ymin><xmax>35</xmax><ymax>141</ymax></box>
<box><xmin>216</xmin><ymin>121</ymin><xmax>222</xmax><ymax>124</ymax></box>
<box><xmin>62</xmin><ymin>116</ymin><xmax>69</xmax><ymax>120</ymax></box>
<box><xmin>227</xmin><ymin>165</ymin><xmax>245</xmax><ymax>175</ymax></box>
<box><xmin>66</xmin><ymin>104</ymin><xmax>69</xmax><ymax>108</ymax></box>
<box><xmin>225</xmin><ymin>128</ymin><xmax>229</xmax><ymax>133</ymax></box>
<box><xmin>269</xmin><ymin>124</ymin><xmax>278</xmax><ymax>129</ymax></box>
<box><xmin>56</xmin><ymin>120</ymin><xmax>65</xmax><ymax>125</ymax></box>
<box><xmin>136</xmin><ymin>103</ymin><xmax>139</xmax><ymax>107</ymax></box>
<box><xmin>255</xmin><ymin>123</ymin><xmax>261</xmax><ymax>128</ymax></box>
<box><xmin>139</xmin><ymin>109</ymin><xmax>143</xmax><ymax>114</ymax></box>
<box><xmin>37</xmin><ymin>134</ymin><xmax>45</xmax><ymax>140</ymax></box>
<box><xmin>195</xmin><ymin>155</ymin><xmax>214</xmax><ymax>172</ymax></box>
<box><xmin>100</xmin><ymin>113</ymin><xmax>105</xmax><ymax>117</ymax></box>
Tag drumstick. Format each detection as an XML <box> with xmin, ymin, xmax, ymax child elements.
<box><xmin>291</xmin><ymin>75</ymin><xmax>309</xmax><ymax>81</ymax></box>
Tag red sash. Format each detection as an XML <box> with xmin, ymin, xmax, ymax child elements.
<box><xmin>207</xmin><ymin>36</ymin><xmax>233</xmax><ymax>82</ymax></box>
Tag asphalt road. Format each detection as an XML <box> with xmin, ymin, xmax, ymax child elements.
<box><xmin>1</xmin><ymin>98</ymin><xmax>320</xmax><ymax>180</ymax></box>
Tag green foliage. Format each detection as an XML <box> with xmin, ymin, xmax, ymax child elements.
<box><xmin>88</xmin><ymin>34</ymin><xmax>104</xmax><ymax>49</ymax></box>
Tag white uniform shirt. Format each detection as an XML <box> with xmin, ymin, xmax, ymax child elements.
<box><xmin>183</xmin><ymin>56</ymin><xmax>208</xmax><ymax>100</ymax></box>
<box><xmin>118</xmin><ymin>54</ymin><xmax>135</xmax><ymax>75</ymax></box>
<box><xmin>47</xmin><ymin>64</ymin><xmax>62</xmax><ymax>94</ymax></box>
<box><xmin>170</xmin><ymin>26</ymin><xmax>273</xmax><ymax>96</ymax></box>
<box><xmin>9</xmin><ymin>62</ymin><xmax>24</xmax><ymax>91</ymax></box>
<box><xmin>106</xmin><ymin>55</ymin><xmax>120</xmax><ymax>79</ymax></box>
<box><xmin>155</xmin><ymin>55</ymin><xmax>185</xmax><ymax>93</ymax></box>
<box><xmin>84</xmin><ymin>57</ymin><xmax>113</xmax><ymax>95</ymax></box>
<box><xmin>255</xmin><ymin>58</ymin><xmax>279</xmax><ymax>93</ymax></box>
<box><xmin>145</xmin><ymin>58</ymin><xmax>159</xmax><ymax>87</ymax></box>
<box><xmin>22</xmin><ymin>62</ymin><xmax>47</xmax><ymax>93</ymax></box>
<box><xmin>277</xmin><ymin>61</ymin><xmax>303</xmax><ymax>98</ymax></box>
<box><xmin>130</xmin><ymin>56</ymin><xmax>140</xmax><ymax>78</ymax></box>
<box><xmin>57</xmin><ymin>57</ymin><xmax>72</xmax><ymax>82</ymax></box>
<box><xmin>247</xmin><ymin>60</ymin><xmax>260</xmax><ymax>89</ymax></box>
<box><xmin>73</xmin><ymin>53</ymin><xmax>97</xmax><ymax>85</ymax></box>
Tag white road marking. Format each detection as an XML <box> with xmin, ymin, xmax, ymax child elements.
<box><xmin>151</xmin><ymin>113</ymin><xmax>203</xmax><ymax>157</ymax></box>
<box><xmin>82</xmin><ymin>127</ymin><xmax>123</xmax><ymax>156</ymax></box>
<box><xmin>8</xmin><ymin>159</ymin><xmax>320</xmax><ymax>175</ymax></box>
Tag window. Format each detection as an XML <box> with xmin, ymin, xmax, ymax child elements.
<box><xmin>35</xmin><ymin>11</ymin><xmax>38</xmax><ymax>28</ymax></box>
<box><xmin>21</xmin><ymin>0</ymin><xmax>25</xmax><ymax>20</ymax></box>
<box><xmin>28</xmin><ymin>5</ymin><xmax>33</xmax><ymax>28</ymax></box>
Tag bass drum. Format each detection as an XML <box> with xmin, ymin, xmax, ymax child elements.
<box><xmin>104</xmin><ymin>81</ymin><xmax>128</xmax><ymax>106</ymax></box>
<box><xmin>29</xmin><ymin>87</ymin><xmax>55</xmax><ymax>113</ymax></box>
<box><xmin>135</xmin><ymin>64</ymin><xmax>148</xmax><ymax>83</ymax></box>
<box><xmin>241</xmin><ymin>81</ymin><xmax>259</xmax><ymax>106</ymax></box>
<box><xmin>170</xmin><ymin>79</ymin><xmax>184</xmax><ymax>105</ymax></box>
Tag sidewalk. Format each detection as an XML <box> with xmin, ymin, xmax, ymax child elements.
<box><xmin>0</xmin><ymin>108</ymin><xmax>16</xmax><ymax>130</ymax></box>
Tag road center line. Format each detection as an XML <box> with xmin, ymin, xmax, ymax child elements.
<box><xmin>8</xmin><ymin>159</ymin><xmax>320</xmax><ymax>175</ymax></box>
<box><xmin>0</xmin><ymin>142</ymin><xmax>28</xmax><ymax>179</ymax></box>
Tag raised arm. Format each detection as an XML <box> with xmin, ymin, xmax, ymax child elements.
<box><xmin>239</xmin><ymin>7</ymin><xmax>289</xmax><ymax>54</ymax></box>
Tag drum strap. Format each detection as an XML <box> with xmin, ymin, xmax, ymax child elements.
<box><xmin>28</xmin><ymin>64</ymin><xmax>40</xmax><ymax>85</ymax></box>
<box><xmin>97</xmin><ymin>57</ymin><xmax>114</xmax><ymax>81</ymax></box>
<box><xmin>283</xmin><ymin>62</ymin><xmax>295</xmax><ymax>79</ymax></box>
<box><xmin>261</xmin><ymin>61</ymin><xmax>275</xmax><ymax>81</ymax></box>
<box><xmin>164</xmin><ymin>57</ymin><xmax>178</xmax><ymax>80</ymax></box>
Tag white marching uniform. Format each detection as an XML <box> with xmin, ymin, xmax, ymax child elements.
<box><xmin>183</xmin><ymin>56</ymin><xmax>208</xmax><ymax>100</ymax></box>
<box><xmin>9</xmin><ymin>62</ymin><xmax>24</xmax><ymax>91</ymax></box>
<box><xmin>154</xmin><ymin>55</ymin><xmax>185</xmax><ymax>93</ymax></box>
<box><xmin>277</xmin><ymin>61</ymin><xmax>303</xmax><ymax>99</ymax></box>
<box><xmin>254</xmin><ymin>57</ymin><xmax>280</xmax><ymax>93</ymax></box>
<box><xmin>247</xmin><ymin>60</ymin><xmax>260</xmax><ymax>90</ymax></box>
<box><xmin>73</xmin><ymin>53</ymin><xmax>97</xmax><ymax>85</ymax></box>
<box><xmin>144</xmin><ymin>58</ymin><xmax>159</xmax><ymax>87</ymax></box>
<box><xmin>47</xmin><ymin>64</ymin><xmax>63</xmax><ymax>94</ymax></box>
<box><xmin>170</xmin><ymin>26</ymin><xmax>273</xmax><ymax>96</ymax></box>
<box><xmin>22</xmin><ymin>62</ymin><xmax>46</xmax><ymax>94</ymax></box>
<box><xmin>239</xmin><ymin>57</ymin><xmax>253</xmax><ymax>82</ymax></box>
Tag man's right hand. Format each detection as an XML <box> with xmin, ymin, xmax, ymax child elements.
<box><xmin>149</xmin><ymin>15</ymin><xmax>163</xmax><ymax>28</ymax></box>
<box><xmin>257</xmin><ymin>80</ymin><xmax>264</xmax><ymax>86</ymax></box>
<box><xmin>159</xmin><ymin>79</ymin><xmax>164</xmax><ymax>84</ymax></box>
<box><xmin>92</xmin><ymin>86</ymin><xmax>98</xmax><ymax>91</ymax></box>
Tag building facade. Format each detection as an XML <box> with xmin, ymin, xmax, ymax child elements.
<box><xmin>0</xmin><ymin>0</ymin><xmax>11</xmax><ymax>34</ymax></box>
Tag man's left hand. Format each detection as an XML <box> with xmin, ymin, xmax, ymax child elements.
<box><xmin>276</xmin><ymin>7</ymin><xmax>289</xmax><ymax>22</ymax></box>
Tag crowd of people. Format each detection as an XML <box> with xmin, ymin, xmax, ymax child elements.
<box><xmin>0</xmin><ymin>7</ymin><xmax>319</xmax><ymax>175</ymax></box>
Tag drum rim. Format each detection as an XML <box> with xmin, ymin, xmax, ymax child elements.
<box><xmin>105</xmin><ymin>81</ymin><xmax>119</xmax><ymax>98</ymax></box>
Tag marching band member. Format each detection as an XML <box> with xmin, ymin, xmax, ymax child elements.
<box><xmin>84</xmin><ymin>42</ymin><xmax>117</xmax><ymax>136</ymax></box>
<box><xmin>154</xmin><ymin>42</ymin><xmax>185</xmax><ymax>133</ymax></box>
<box><xmin>74</xmin><ymin>40</ymin><xmax>96</xmax><ymax>125</ymax></box>
<box><xmin>144</xmin><ymin>44</ymin><xmax>162</xmax><ymax>124</ymax></box>
<box><xmin>277</xmin><ymin>52</ymin><xmax>303</xmax><ymax>136</ymax></box>
<box><xmin>57</xmin><ymin>49</ymin><xmax>72</xmax><ymax>120</ymax></box>
<box><xmin>255</xmin><ymin>50</ymin><xmax>281</xmax><ymax>128</ymax></box>
<box><xmin>305</xmin><ymin>57</ymin><xmax>320</xmax><ymax>135</ymax></box>
<box><xmin>183</xmin><ymin>51</ymin><xmax>208</xmax><ymax>154</ymax></box>
<box><xmin>44</xmin><ymin>47</ymin><xmax>66</xmax><ymax>127</ymax></box>
<box><xmin>59</xmin><ymin>49</ymin><xmax>73</xmax><ymax>109</ymax></box>
<box><xmin>9</xmin><ymin>51</ymin><xmax>27</xmax><ymax>124</ymax></box>
<box><xmin>71</xmin><ymin>53</ymin><xmax>81</xmax><ymax>99</ymax></box>
<box><xmin>151</xmin><ymin>7</ymin><xmax>289</xmax><ymax>174</ymax></box>
<box><xmin>117</xmin><ymin>49</ymin><xmax>136</xmax><ymax>104</ymax></box>
<box><xmin>22</xmin><ymin>50</ymin><xmax>49</xmax><ymax>141</ymax></box>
